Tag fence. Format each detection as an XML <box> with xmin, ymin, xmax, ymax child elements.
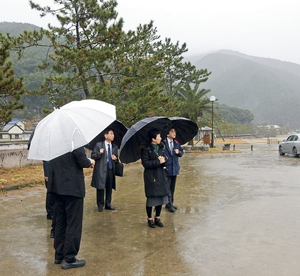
<box><xmin>267</xmin><ymin>138</ymin><xmax>279</xmax><ymax>144</ymax></box>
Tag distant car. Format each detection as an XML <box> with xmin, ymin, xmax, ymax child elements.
<box><xmin>279</xmin><ymin>134</ymin><xmax>300</xmax><ymax>157</ymax></box>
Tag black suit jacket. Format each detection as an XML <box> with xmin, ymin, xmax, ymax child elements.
<box><xmin>48</xmin><ymin>147</ymin><xmax>92</xmax><ymax>198</ymax></box>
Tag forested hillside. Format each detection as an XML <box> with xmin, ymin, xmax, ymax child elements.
<box><xmin>0</xmin><ymin>22</ymin><xmax>51</xmax><ymax>122</ymax></box>
<box><xmin>189</xmin><ymin>50</ymin><xmax>300</xmax><ymax>129</ymax></box>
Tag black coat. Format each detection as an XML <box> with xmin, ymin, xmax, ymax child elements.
<box><xmin>141</xmin><ymin>143</ymin><xmax>169</xmax><ymax>198</ymax></box>
<box><xmin>48</xmin><ymin>147</ymin><xmax>92</xmax><ymax>198</ymax></box>
<box><xmin>91</xmin><ymin>141</ymin><xmax>118</xmax><ymax>190</ymax></box>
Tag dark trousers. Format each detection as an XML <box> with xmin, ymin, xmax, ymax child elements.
<box><xmin>45</xmin><ymin>180</ymin><xmax>55</xmax><ymax>216</ymax></box>
<box><xmin>96</xmin><ymin>167</ymin><xmax>114</xmax><ymax>207</ymax></box>
<box><xmin>54</xmin><ymin>194</ymin><xmax>83</xmax><ymax>263</ymax></box>
<box><xmin>51</xmin><ymin>197</ymin><xmax>57</xmax><ymax>235</ymax></box>
<box><xmin>167</xmin><ymin>176</ymin><xmax>177</xmax><ymax>206</ymax></box>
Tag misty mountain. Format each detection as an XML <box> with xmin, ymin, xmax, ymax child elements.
<box><xmin>0</xmin><ymin>21</ymin><xmax>41</xmax><ymax>36</ymax></box>
<box><xmin>188</xmin><ymin>50</ymin><xmax>300</xmax><ymax>129</ymax></box>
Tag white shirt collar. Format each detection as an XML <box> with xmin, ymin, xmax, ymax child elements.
<box><xmin>167</xmin><ymin>137</ymin><xmax>173</xmax><ymax>143</ymax></box>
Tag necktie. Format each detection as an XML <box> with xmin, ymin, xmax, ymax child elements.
<box><xmin>108</xmin><ymin>144</ymin><xmax>113</xmax><ymax>169</ymax></box>
<box><xmin>170</xmin><ymin>141</ymin><xmax>173</xmax><ymax>154</ymax></box>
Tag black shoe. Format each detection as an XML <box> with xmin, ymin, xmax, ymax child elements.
<box><xmin>168</xmin><ymin>206</ymin><xmax>176</xmax><ymax>212</ymax></box>
<box><xmin>172</xmin><ymin>205</ymin><xmax>178</xmax><ymax>210</ymax></box>
<box><xmin>147</xmin><ymin>219</ymin><xmax>156</xmax><ymax>228</ymax></box>
<box><xmin>155</xmin><ymin>217</ymin><xmax>164</xmax><ymax>227</ymax></box>
<box><xmin>47</xmin><ymin>214</ymin><xmax>53</xmax><ymax>220</ymax></box>
<box><xmin>165</xmin><ymin>203</ymin><xmax>172</xmax><ymax>209</ymax></box>
<box><xmin>97</xmin><ymin>205</ymin><xmax>103</xmax><ymax>212</ymax></box>
<box><xmin>55</xmin><ymin>260</ymin><xmax>62</xmax><ymax>264</ymax></box>
<box><xmin>50</xmin><ymin>230</ymin><xmax>55</xmax><ymax>238</ymax></box>
<box><xmin>61</xmin><ymin>259</ymin><xmax>86</xmax><ymax>270</ymax></box>
<box><xmin>105</xmin><ymin>205</ymin><xmax>115</xmax><ymax>210</ymax></box>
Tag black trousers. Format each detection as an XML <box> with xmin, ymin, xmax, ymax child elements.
<box><xmin>167</xmin><ymin>175</ymin><xmax>177</xmax><ymax>205</ymax></box>
<box><xmin>97</xmin><ymin>166</ymin><xmax>114</xmax><ymax>207</ymax></box>
<box><xmin>51</xmin><ymin>198</ymin><xmax>57</xmax><ymax>234</ymax></box>
<box><xmin>54</xmin><ymin>194</ymin><xmax>83</xmax><ymax>263</ymax></box>
<box><xmin>45</xmin><ymin>180</ymin><xmax>55</xmax><ymax>216</ymax></box>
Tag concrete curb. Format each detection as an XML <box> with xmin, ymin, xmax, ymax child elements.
<box><xmin>1</xmin><ymin>180</ymin><xmax>43</xmax><ymax>192</ymax></box>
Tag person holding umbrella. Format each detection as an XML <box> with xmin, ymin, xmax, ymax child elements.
<box><xmin>48</xmin><ymin>147</ymin><xmax>95</xmax><ymax>270</ymax></box>
<box><xmin>141</xmin><ymin>128</ymin><xmax>169</xmax><ymax>228</ymax></box>
<box><xmin>91</xmin><ymin>128</ymin><xmax>119</xmax><ymax>212</ymax></box>
<box><xmin>163</xmin><ymin>127</ymin><xmax>184</xmax><ymax>212</ymax></box>
<box><xmin>27</xmin><ymin>99</ymin><xmax>117</xmax><ymax>268</ymax></box>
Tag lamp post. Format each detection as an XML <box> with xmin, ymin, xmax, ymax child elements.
<box><xmin>210</xmin><ymin>96</ymin><xmax>216</xmax><ymax>148</ymax></box>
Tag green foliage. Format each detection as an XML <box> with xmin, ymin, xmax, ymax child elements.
<box><xmin>2</xmin><ymin>2</ymin><xmax>213</xmax><ymax>127</ymax></box>
<box><xmin>27</xmin><ymin>0</ymin><xmax>124</xmax><ymax>106</ymax></box>
<box><xmin>0</xmin><ymin>22</ymin><xmax>53</xmax><ymax>120</ymax></box>
<box><xmin>176</xmin><ymin>76</ymin><xmax>211</xmax><ymax>123</ymax></box>
<box><xmin>161</xmin><ymin>38</ymin><xmax>211</xmax><ymax>98</ymax></box>
<box><xmin>199</xmin><ymin>103</ymin><xmax>256</xmax><ymax>136</ymax></box>
<box><xmin>0</xmin><ymin>37</ymin><xmax>25</xmax><ymax>127</ymax></box>
<box><xmin>217</xmin><ymin>104</ymin><xmax>254</xmax><ymax>124</ymax></box>
<box><xmin>101</xmin><ymin>22</ymin><xmax>180</xmax><ymax>126</ymax></box>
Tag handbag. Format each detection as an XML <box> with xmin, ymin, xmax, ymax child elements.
<box><xmin>115</xmin><ymin>162</ymin><xmax>124</xmax><ymax>177</ymax></box>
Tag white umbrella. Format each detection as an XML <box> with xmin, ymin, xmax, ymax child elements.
<box><xmin>28</xmin><ymin>99</ymin><xmax>116</xmax><ymax>161</ymax></box>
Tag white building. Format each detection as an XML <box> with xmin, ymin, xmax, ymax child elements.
<box><xmin>0</xmin><ymin>119</ymin><xmax>26</xmax><ymax>140</ymax></box>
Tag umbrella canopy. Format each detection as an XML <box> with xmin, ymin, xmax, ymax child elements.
<box><xmin>119</xmin><ymin>116</ymin><xmax>172</xmax><ymax>164</ymax></box>
<box><xmin>85</xmin><ymin>120</ymin><xmax>127</xmax><ymax>150</ymax></box>
<box><xmin>167</xmin><ymin>117</ymin><xmax>199</xmax><ymax>145</ymax></box>
<box><xmin>28</xmin><ymin>99</ymin><xmax>116</xmax><ymax>161</ymax></box>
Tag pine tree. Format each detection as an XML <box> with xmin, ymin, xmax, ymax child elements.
<box><xmin>159</xmin><ymin>38</ymin><xmax>211</xmax><ymax>98</ymax></box>
<box><xmin>11</xmin><ymin>1</ymin><xmax>210</xmax><ymax>126</ymax></box>
<box><xmin>92</xmin><ymin>22</ymin><xmax>180</xmax><ymax>126</ymax></box>
<box><xmin>0</xmin><ymin>37</ymin><xmax>25</xmax><ymax>128</ymax></box>
<box><xmin>29</xmin><ymin>0</ymin><xmax>124</xmax><ymax>107</ymax></box>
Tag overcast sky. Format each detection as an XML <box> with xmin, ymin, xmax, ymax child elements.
<box><xmin>1</xmin><ymin>0</ymin><xmax>300</xmax><ymax>64</ymax></box>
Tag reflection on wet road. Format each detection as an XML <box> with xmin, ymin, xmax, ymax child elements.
<box><xmin>1</xmin><ymin>143</ymin><xmax>300</xmax><ymax>275</ymax></box>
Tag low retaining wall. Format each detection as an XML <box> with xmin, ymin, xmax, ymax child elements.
<box><xmin>0</xmin><ymin>149</ymin><xmax>41</xmax><ymax>168</ymax></box>
<box><xmin>0</xmin><ymin>147</ymin><xmax>92</xmax><ymax>168</ymax></box>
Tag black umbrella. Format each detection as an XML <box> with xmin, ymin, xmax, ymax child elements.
<box><xmin>85</xmin><ymin>120</ymin><xmax>127</xmax><ymax>150</ymax></box>
<box><xmin>119</xmin><ymin>116</ymin><xmax>172</xmax><ymax>164</ymax></box>
<box><xmin>167</xmin><ymin>117</ymin><xmax>199</xmax><ymax>145</ymax></box>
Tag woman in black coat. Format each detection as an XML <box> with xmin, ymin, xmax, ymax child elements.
<box><xmin>141</xmin><ymin>128</ymin><xmax>169</xmax><ymax>228</ymax></box>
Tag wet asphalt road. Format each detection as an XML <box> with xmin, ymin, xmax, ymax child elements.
<box><xmin>1</xmin><ymin>143</ymin><xmax>300</xmax><ymax>276</ymax></box>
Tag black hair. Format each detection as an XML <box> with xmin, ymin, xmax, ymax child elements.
<box><xmin>167</xmin><ymin>125</ymin><xmax>176</xmax><ymax>133</ymax></box>
<box><xmin>103</xmin><ymin>128</ymin><xmax>114</xmax><ymax>135</ymax></box>
<box><xmin>147</xmin><ymin>128</ymin><xmax>161</xmax><ymax>142</ymax></box>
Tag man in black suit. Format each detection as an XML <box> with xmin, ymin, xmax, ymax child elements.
<box><xmin>91</xmin><ymin>129</ymin><xmax>119</xmax><ymax>212</ymax></box>
<box><xmin>48</xmin><ymin>147</ymin><xmax>95</xmax><ymax>270</ymax></box>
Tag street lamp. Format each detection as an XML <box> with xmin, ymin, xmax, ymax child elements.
<box><xmin>210</xmin><ymin>95</ymin><xmax>216</xmax><ymax>148</ymax></box>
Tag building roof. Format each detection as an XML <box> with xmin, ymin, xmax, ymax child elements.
<box><xmin>200</xmin><ymin>126</ymin><xmax>212</xmax><ymax>131</ymax></box>
<box><xmin>1</xmin><ymin>119</ymin><xmax>23</xmax><ymax>132</ymax></box>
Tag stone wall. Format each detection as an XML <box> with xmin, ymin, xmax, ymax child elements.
<box><xmin>0</xmin><ymin>149</ymin><xmax>41</xmax><ymax>168</ymax></box>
